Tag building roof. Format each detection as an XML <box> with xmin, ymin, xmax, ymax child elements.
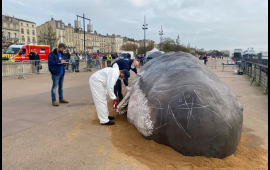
<box><xmin>2</xmin><ymin>15</ymin><xmax>36</xmax><ymax>24</ymax></box>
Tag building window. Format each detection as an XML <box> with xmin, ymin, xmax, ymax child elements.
<box><xmin>14</xmin><ymin>33</ymin><xmax>17</xmax><ymax>39</ymax></box>
<box><xmin>7</xmin><ymin>32</ymin><xmax>11</xmax><ymax>39</ymax></box>
<box><xmin>21</xmin><ymin>23</ymin><xmax>23</xmax><ymax>26</ymax></box>
<box><xmin>2</xmin><ymin>31</ymin><xmax>4</xmax><ymax>38</ymax></box>
<box><xmin>32</xmin><ymin>37</ymin><xmax>36</xmax><ymax>43</ymax></box>
<box><xmin>7</xmin><ymin>23</ymin><xmax>10</xmax><ymax>29</ymax></box>
<box><xmin>32</xmin><ymin>30</ymin><xmax>35</xmax><ymax>35</ymax></box>
<box><xmin>40</xmin><ymin>49</ymin><xmax>45</xmax><ymax>53</ymax></box>
<box><xmin>13</xmin><ymin>24</ymin><xmax>16</xmax><ymax>29</ymax></box>
<box><xmin>32</xmin><ymin>25</ymin><xmax>34</xmax><ymax>28</ymax></box>
<box><xmin>22</xmin><ymin>36</ymin><xmax>25</xmax><ymax>41</ymax></box>
<box><xmin>27</xmin><ymin>29</ymin><xmax>29</xmax><ymax>34</ymax></box>
<box><xmin>27</xmin><ymin>24</ymin><xmax>29</xmax><ymax>27</ymax></box>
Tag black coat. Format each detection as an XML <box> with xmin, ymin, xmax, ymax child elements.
<box><xmin>28</xmin><ymin>52</ymin><xmax>34</xmax><ymax>60</ymax></box>
<box><xmin>33</xmin><ymin>54</ymin><xmax>40</xmax><ymax>60</ymax></box>
<box><xmin>65</xmin><ymin>52</ymin><xmax>71</xmax><ymax>60</ymax></box>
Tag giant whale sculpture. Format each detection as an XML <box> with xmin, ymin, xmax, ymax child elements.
<box><xmin>117</xmin><ymin>52</ymin><xmax>243</xmax><ymax>159</ymax></box>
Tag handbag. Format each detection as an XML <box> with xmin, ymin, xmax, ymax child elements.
<box><xmin>38</xmin><ymin>64</ymin><xmax>43</xmax><ymax>70</ymax></box>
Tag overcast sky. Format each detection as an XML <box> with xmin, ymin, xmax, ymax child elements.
<box><xmin>3</xmin><ymin>0</ymin><xmax>268</xmax><ymax>53</ymax></box>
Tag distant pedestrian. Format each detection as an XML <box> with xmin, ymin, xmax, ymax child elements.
<box><xmin>102</xmin><ymin>54</ymin><xmax>107</xmax><ymax>68</ymax></box>
<box><xmin>33</xmin><ymin>50</ymin><xmax>40</xmax><ymax>73</ymax></box>
<box><xmin>65</xmin><ymin>50</ymin><xmax>71</xmax><ymax>70</ymax></box>
<box><xmin>99</xmin><ymin>54</ymin><xmax>103</xmax><ymax>68</ymax></box>
<box><xmin>75</xmin><ymin>53</ymin><xmax>80</xmax><ymax>72</ymax></box>
<box><xmin>28</xmin><ymin>49</ymin><xmax>34</xmax><ymax>60</ymax></box>
<box><xmin>107</xmin><ymin>53</ymin><xmax>112</xmax><ymax>67</ymax></box>
<box><xmin>203</xmin><ymin>55</ymin><xmax>208</xmax><ymax>65</ymax></box>
<box><xmin>70</xmin><ymin>53</ymin><xmax>77</xmax><ymax>72</ymax></box>
<box><xmin>86</xmin><ymin>53</ymin><xmax>92</xmax><ymax>71</ymax></box>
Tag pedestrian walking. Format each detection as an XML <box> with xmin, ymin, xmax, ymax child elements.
<box><xmin>89</xmin><ymin>63</ymin><xmax>130</xmax><ymax>125</ymax></box>
<box><xmin>48</xmin><ymin>43</ymin><xmax>69</xmax><ymax>106</ymax></box>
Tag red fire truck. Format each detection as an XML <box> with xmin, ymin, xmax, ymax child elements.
<box><xmin>2</xmin><ymin>44</ymin><xmax>50</xmax><ymax>61</ymax></box>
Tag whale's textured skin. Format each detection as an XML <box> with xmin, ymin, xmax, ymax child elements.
<box><xmin>117</xmin><ymin>52</ymin><xmax>243</xmax><ymax>159</ymax></box>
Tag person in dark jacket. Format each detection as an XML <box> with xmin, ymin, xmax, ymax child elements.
<box><xmin>102</xmin><ymin>54</ymin><xmax>107</xmax><ymax>68</ymax></box>
<box><xmin>33</xmin><ymin>50</ymin><xmax>40</xmax><ymax>73</ymax></box>
<box><xmin>75</xmin><ymin>53</ymin><xmax>80</xmax><ymax>72</ymax></box>
<box><xmin>65</xmin><ymin>50</ymin><xmax>71</xmax><ymax>70</ymax></box>
<box><xmin>111</xmin><ymin>59</ymin><xmax>139</xmax><ymax>102</ymax></box>
<box><xmin>48</xmin><ymin>43</ymin><xmax>69</xmax><ymax>106</ymax></box>
<box><xmin>28</xmin><ymin>49</ymin><xmax>34</xmax><ymax>60</ymax></box>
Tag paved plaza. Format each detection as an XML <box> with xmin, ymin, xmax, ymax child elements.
<box><xmin>2</xmin><ymin>64</ymin><xmax>268</xmax><ymax>169</ymax></box>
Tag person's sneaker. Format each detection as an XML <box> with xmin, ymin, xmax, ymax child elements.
<box><xmin>59</xmin><ymin>99</ymin><xmax>69</xmax><ymax>103</ymax></box>
<box><xmin>108</xmin><ymin>116</ymin><xmax>115</xmax><ymax>120</ymax></box>
<box><xmin>52</xmin><ymin>101</ymin><xmax>59</xmax><ymax>106</ymax></box>
<box><xmin>101</xmin><ymin>121</ymin><xmax>115</xmax><ymax>125</ymax></box>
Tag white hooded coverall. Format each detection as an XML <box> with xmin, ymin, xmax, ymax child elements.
<box><xmin>89</xmin><ymin>64</ymin><xmax>119</xmax><ymax>123</ymax></box>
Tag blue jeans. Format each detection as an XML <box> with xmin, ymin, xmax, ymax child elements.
<box><xmin>51</xmin><ymin>74</ymin><xmax>64</xmax><ymax>102</ymax></box>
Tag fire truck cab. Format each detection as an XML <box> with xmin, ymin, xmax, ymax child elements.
<box><xmin>2</xmin><ymin>43</ymin><xmax>50</xmax><ymax>61</ymax></box>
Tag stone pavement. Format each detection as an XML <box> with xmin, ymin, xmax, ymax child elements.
<box><xmin>2</xmin><ymin>64</ymin><xmax>268</xmax><ymax>169</ymax></box>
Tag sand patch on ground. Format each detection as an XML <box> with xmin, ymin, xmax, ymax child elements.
<box><xmin>103</xmin><ymin>98</ymin><xmax>268</xmax><ymax>170</ymax></box>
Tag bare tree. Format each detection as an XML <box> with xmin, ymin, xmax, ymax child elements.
<box><xmin>37</xmin><ymin>24</ymin><xmax>60</xmax><ymax>50</ymax></box>
<box><xmin>121</xmin><ymin>43</ymin><xmax>138</xmax><ymax>51</ymax></box>
<box><xmin>147</xmin><ymin>40</ymin><xmax>155</xmax><ymax>50</ymax></box>
<box><xmin>2</xmin><ymin>36</ymin><xmax>19</xmax><ymax>53</ymax></box>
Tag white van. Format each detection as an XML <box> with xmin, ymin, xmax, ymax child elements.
<box><xmin>120</xmin><ymin>51</ymin><xmax>135</xmax><ymax>60</ymax></box>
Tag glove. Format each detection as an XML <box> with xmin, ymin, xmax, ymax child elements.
<box><xmin>113</xmin><ymin>99</ymin><xmax>118</xmax><ymax>110</ymax></box>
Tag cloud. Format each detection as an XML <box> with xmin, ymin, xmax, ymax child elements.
<box><xmin>2</xmin><ymin>0</ymin><xmax>268</xmax><ymax>53</ymax></box>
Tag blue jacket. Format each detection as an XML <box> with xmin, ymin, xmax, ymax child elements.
<box><xmin>48</xmin><ymin>48</ymin><xmax>66</xmax><ymax>75</ymax></box>
<box><xmin>111</xmin><ymin>59</ymin><xmax>137</xmax><ymax>86</ymax></box>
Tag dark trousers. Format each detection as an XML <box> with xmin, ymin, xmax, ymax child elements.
<box><xmin>76</xmin><ymin>62</ymin><xmax>79</xmax><ymax>70</ymax></box>
<box><xmin>35</xmin><ymin>61</ymin><xmax>40</xmax><ymax>73</ymax></box>
<box><xmin>204</xmin><ymin>60</ymin><xmax>207</xmax><ymax>65</ymax></box>
<box><xmin>72</xmin><ymin>63</ymin><xmax>76</xmax><ymax>72</ymax></box>
<box><xmin>107</xmin><ymin>61</ymin><xmax>111</xmax><ymax>67</ymax></box>
<box><xmin>114</xmin><ymin>79</ymin><xmax>123</xmax><ymax>102</ymax></box>
<box><xmin>66</xmin><ymin>63</ymin><xmax>69</xmax><ymax>70</ymax></box>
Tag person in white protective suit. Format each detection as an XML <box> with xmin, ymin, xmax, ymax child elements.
<box><xmin>89</xmin><ymin>63</ymin><xmax>130</xmax><ymax>125</ymax></box>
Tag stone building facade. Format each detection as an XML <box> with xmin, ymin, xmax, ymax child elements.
<box><xmin>2</xmin><ymin>15</ymin><xmax>37</xmax><ymax>45</ymax></box>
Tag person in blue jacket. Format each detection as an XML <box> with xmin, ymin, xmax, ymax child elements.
<box><xmin>111</xmin><ymin>59</ymin><xmax>139</xmax><ymax>102</ymax></box>
<box><xmin>48</xmin><ymin>43</ymin><xmax>69</xmax><ymax>106</ymax></box>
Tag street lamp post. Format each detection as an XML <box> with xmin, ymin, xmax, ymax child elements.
<box><xmin>76</xmin><ymin>13</ymin><xmax>91</xmax><ymax>53</ymax></box>
<box><xmin>142</xmin><ymin>15</ymin><xmax>148</xmax><ymax>55</ymax></box>
<box><xmin>159</xmin><ymin>25</ymin><xmax>163</xmax><ymax>50</ymax></box>
<box><xmin>176</xmin><ymin>34</ymin><xmax>180</xmax><ymax>52</ymax></box>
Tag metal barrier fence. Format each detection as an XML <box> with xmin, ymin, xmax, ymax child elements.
<box><xmin>2</xmin><ymin>59</ymin><xmax>119</xmax><ymax>78</ymax></box>
<box><xmin>205</xmin><ymin>58</ymin><xmax>233</xmax><ymax>68</ymax></box>
<box><xmin>240</xmin><ymin>60</ymin><xmax>268</xmax><ymax>94</ymax></box>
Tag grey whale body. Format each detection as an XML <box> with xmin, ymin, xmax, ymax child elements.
<box><xmin>117</xmin><ymin>52</ymin><xmax>243</xmax><ymax>159</ymax></box>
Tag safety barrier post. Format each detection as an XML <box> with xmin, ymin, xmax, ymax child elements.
<box><xmin>18</xmin><ymin>61</ymin><xmax>26</xmax><ymax>79</ymax></box>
